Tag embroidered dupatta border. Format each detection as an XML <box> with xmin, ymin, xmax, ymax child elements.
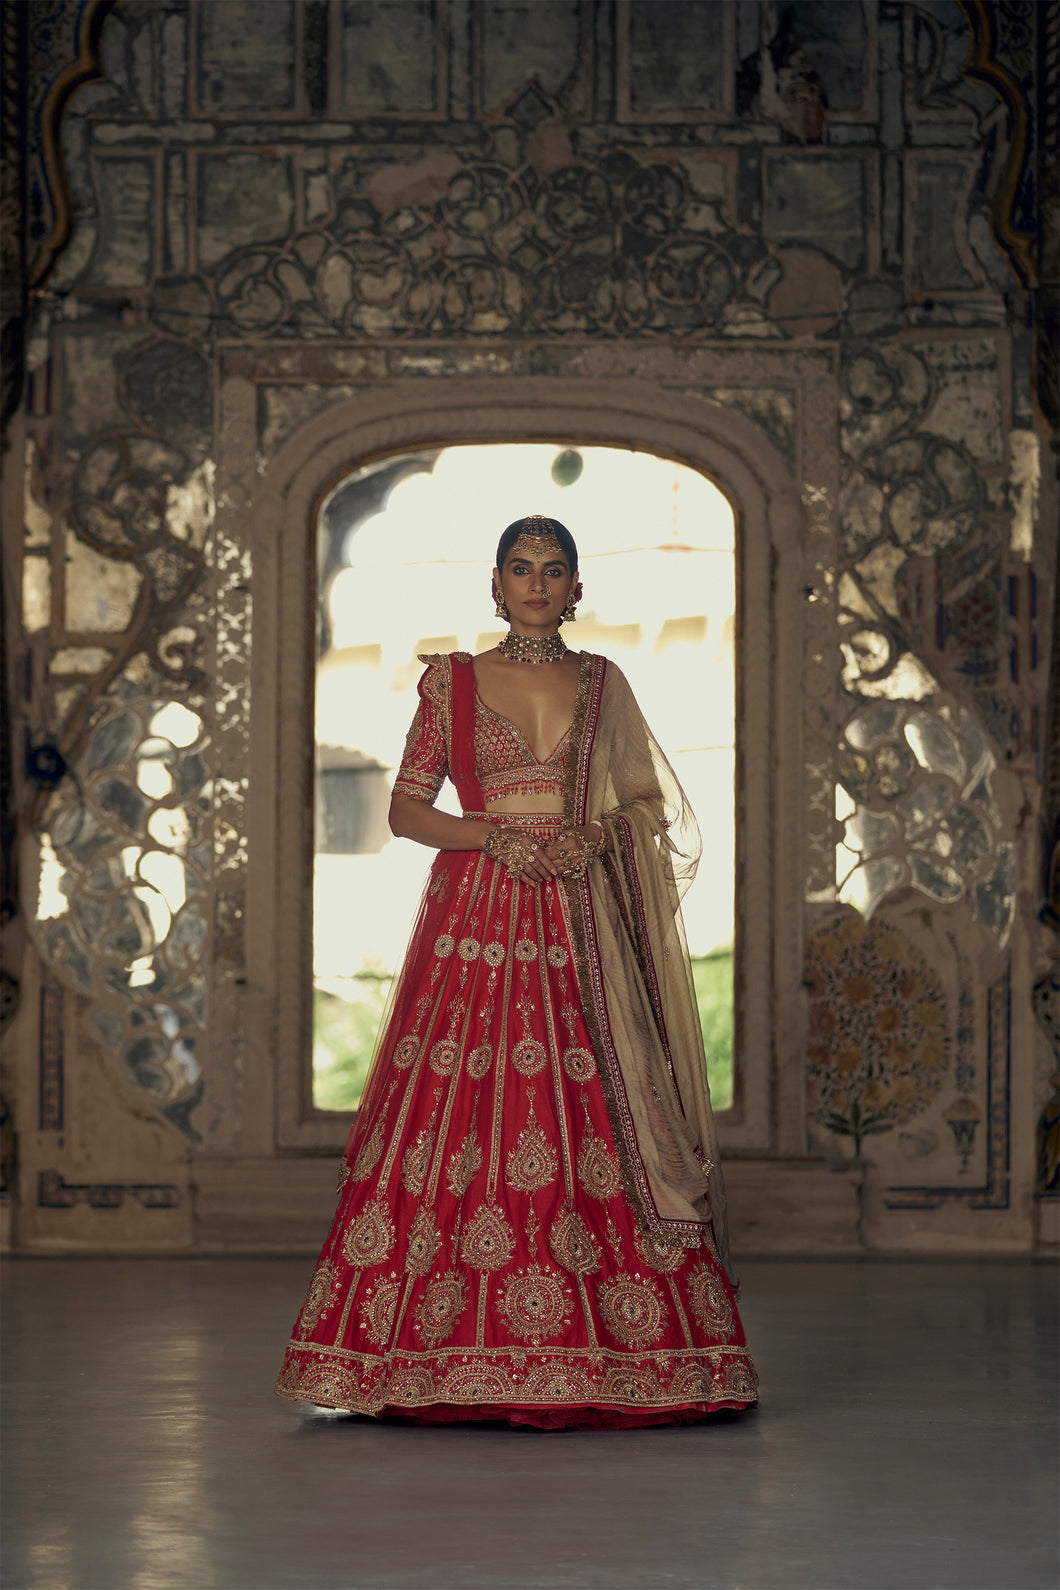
<box><xmin>561</xmin><ymin>656</ymin><xmax>705</xmax><ymax>1248</ymax></box>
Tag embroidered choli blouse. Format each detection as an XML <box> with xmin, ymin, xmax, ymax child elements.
<box><xmin>393</xmin><ymin>653</ymin><xmax>570</xmax><ymax>812</ymax></box>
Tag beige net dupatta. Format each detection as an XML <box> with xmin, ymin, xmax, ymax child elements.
<box><xmin>563</xmin><ymin>657</ymin><xmax>736</xmax><ymax>1285</ymax></box>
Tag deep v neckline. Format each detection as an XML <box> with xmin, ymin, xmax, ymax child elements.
<box><xmin>472</xmin><ymin>656</ymin><xmax>583</xmax><ymax>766</ymax></box>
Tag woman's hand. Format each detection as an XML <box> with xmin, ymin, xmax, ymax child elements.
<box><xmin>482</xmin><ymin>826</ymin><xmax>558</xmax><ymax>886</ymax></box>
<box><xmin>544</xmin><ymin>823</ymin><xmax>609</xmax><ymax>879</ymax></box>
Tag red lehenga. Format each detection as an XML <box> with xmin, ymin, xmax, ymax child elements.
<box><xmin>276</xmin><ymin>651</ymin><xmax>757</xmax><ymax>1428</ymax></box>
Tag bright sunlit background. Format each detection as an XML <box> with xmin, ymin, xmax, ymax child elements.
<box><xmin>313</xmin><ymin>443</ymin><xmax>736</xmax><ymax>1112</ymax></box>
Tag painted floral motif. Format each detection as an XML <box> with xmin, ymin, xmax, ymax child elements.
<box><xmin>495</xmin><ymin>1264</ymin><xmax>573</xmax><ymax>1346</ymax></box>
<box><xmin>805</xmin><ymin>915</ymin><xmax>951</xmax><ymax>1154</ymax></box>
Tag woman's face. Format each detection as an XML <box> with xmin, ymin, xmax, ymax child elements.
<box><xmin>495</xmin><ymin>544</ymin><xmax>577</xmax><ymax>629</ymax></box>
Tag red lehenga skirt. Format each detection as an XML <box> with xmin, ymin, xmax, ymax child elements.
<box><xmin>276</xmin><ymin>833</ymin><xmax>758</xmax><ymax>1429</ymax></box>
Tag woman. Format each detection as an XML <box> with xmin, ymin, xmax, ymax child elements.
<box><xmin>276</xmin><ymin>515</ymin><xmax>757</xmax><ymax>1428</ymax></box>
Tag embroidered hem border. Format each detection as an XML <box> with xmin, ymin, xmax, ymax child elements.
<box><xmin>276</xmin><ymin>1339</ymin><xmax>758</xmax><ymax>1416</ymax></box>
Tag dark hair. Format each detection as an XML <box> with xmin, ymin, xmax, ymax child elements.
<box><xmin>495</xmin><ymin>517</ymin><xmax>579</xmax><ymax>573</ymax></box>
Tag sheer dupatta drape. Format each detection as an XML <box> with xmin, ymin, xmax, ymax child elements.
<box><xmin>561</xmin><ymin>657</ymin><xmax>736</xmax><ymax>1285</ymax></box>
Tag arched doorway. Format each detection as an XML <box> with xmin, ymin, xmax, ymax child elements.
<box><xmin>310</xmin><ymin>443</ymin><xmax>738</xmax><ymax>1115</ymax></box>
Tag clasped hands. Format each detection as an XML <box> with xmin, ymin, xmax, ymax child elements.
<box><xmin>483</xmin><ymin>823</ymin><xmax>608</xmax><ymax>886</ymax></box>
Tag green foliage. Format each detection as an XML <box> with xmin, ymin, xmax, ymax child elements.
<box><xmin>312</xmin><ymin>949</ymin><xmax>735</xmax><ymax>1114</ymax></box>
<box><xmin>312</xmin><ymin>977</ymin><xmax>391</xmax><ymax>1112</ymax></box>
<box><xmin>691</xmin><ymin>947</ymin><xmax>734</xmax><ymax>1110</ymax></box>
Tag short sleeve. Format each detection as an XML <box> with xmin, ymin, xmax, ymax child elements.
<box><xmin>392</xmin><ymin>658</ymin><xmax>448</xmax><ymax>803</ymax></box>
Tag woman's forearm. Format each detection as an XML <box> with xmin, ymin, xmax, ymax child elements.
<box><xmin>388</xmin><ymin>793</ymin><xmax>489</xmax><ymax>852</ymax></box>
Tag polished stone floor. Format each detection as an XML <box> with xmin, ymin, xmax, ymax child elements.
<box><xmin>2</xmin><ymin>1256</ymin><xmax>1056</xmax><ymax>1590</ymax></box>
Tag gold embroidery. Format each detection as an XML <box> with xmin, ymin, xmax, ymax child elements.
<box><xmin>505</xmin><ymin>1122</ymin><xmax>558</xmax><ymax>1192</ymax></box>
<box><xmin>434</xmin><ymin>935</ymin><xmax>455</xmax><ymax>958</ymax></box>
<box><xmin>600</xmin><ymin>1366</ymin><xmax>657</xmax><ymax>1403</ymax></box>
<box><xmin>577</xmin><ymin>1133</ymin><xmax>622</xmax><ymax>1200</ymax></box>
<box><xmin>495</xmin><ymin>1264</ymin><xmax>574</xmax><ymax>1346</ymax></box>
<box><xmin>482</xmin><ymin>942</ymin><xmax>505</xmax><ymax>967</ymax></box>
<box><xmin>437</xmin><ymin>1363</ymin><xmax>512</xmax><ymax>1403</ymax></box>
<box><xmin>336</xmin><ymin>1158</ymin><xmax>350</xmax><ymax>1194</ymax></box>
<box><xmin>687</xmin><ymin>1266</ymin><xmax>735</xmax><ymax>1337</ymax></box>
<box><xmin>723</xmin><ymin>1359</ymin><xmax>759</xmax><ymax>1400</ymax></box>
<box><xmin>466</xmin><ymin>1044</ymin><xmax>493</xmax><ymax>1079</ymax></box>
<box><xmin>446</xmin><ymin>1132</ymin><xmax>483</xmax><ymax>1197</ymax></box>
<box><xmin>405</xmin><ymin>1208</ymin><xmax>441</xmax><ymax>1275</ymax></box>
<box><xmin>401</xmin><ymin>1126</ymin><xmax>434</xmax><ymax>1194</ymax></box>
<box><xmin>514</xmin><ymin>939</ymin><xmax>538</xmax><ymax>962</ymax></box>
<box><xmin>546</xmin><ymin>945</ymin><xmax>569</xmax><ymax>969</ymax></box>
<box><xmin>342</xmin><ymin>1200</ymin><xmax>396</xmax><ymax>1268</ymax></box>
<box><xmin>521</xmin><ymin>1364</ymin><xmax>595</xmax><ymax>1402</ymax></box>
<box><xmin>394</xmin><ymin>1035</ymin><xmax>420</xmax><ymax>1069</ymax></box>
<box><xmin>457</xmin><ymin>937</ymin><xmax>480</xmax><ymax>962</ymax></box>
<box><xmin>460</xmin><ymin>1203</ymin><xmax>515</xmax><ymax>1270</ymax></box>
<box><xmin>295</xmin><ymin>1259</ymin><xmax>339</xmax><ymax>1339</ymax></box>
<box><xmin>429</xmin><ymin>1038</ymin><xmax>458</xmax><ymax>1075</ymax></box>
<box><xmin>597</xmin><ymin>1275</ymin><xmax>668</xmax><ymax>1349</ymax></box>
<box><xmin>386</xmin><ymin>1364</ymin><xmax>438</xmax><ymax>1404</ymax></box>
<box><xmin>511</xmin><ymin>1038</ymin><xmax>547</xmax><ymax>1076</ymax></box>
<box><xmin>352</xmin><ymin>1121</ymin><xmax>385</xmax><ymax>1181</ymax></box>
<box><xmin>562</xmin><ymin>1046</ymin><xmax>596</xmax><ymax>1083</ymax></box>
<box><xmin>359</xmin><ymin>1276</ymin><xmax>401</xmax><ymax>1348</ymax></box>
<box><xmin>549</xmin><ymin>1207</ymin><xmax>602</xmax><ymax>1276</ymax></box>
<box><xmin>414</xmin><ymin>1271</ymin><xmax>469</xmax><ymax>1349</ymax></box>
<box><xmin>634</xmin><ymin>1228</ymin><xmax>686</xmax><ymax>1275</ymax></box>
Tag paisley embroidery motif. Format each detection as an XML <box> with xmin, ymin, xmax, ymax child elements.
<box><xmin>405</xmin><ymin>1207</ymin><xmax>441</xmax><ymax>1275</ymax></box>
<box><xmin>352</xmin><ymin>1121</ymin><xmax>385</xmax><ymax>1181</ymax></box>
<box><xmin>687</xmin><ymin>1265</ymin><xmax>735</xmax><ymax>1336</ymax></box>
<box><xmin>360</xmin><ymin>1276</ymin><xmax>400</xmax><ymax>1348</ymax></box>
<box><xmin>401</xmin><ymin>1126</ymin><xmax>434</xmax><ymax>1194</ymax></box>
<box><xmin>549</xmin><ymin>1207</ymin><xmax>602</xmax><ymax>1276</ymax></box>
<box><xmin>634</xmin><ymin>1228</ymin><xmax>686</xmax><ymax>1275</ymax></box>
<box><xmin>295</xmin><ymin>1259</ymin><xmax>339</xmax><ymax>1338</ymax></box>
<box><xmin>414</xmin><ymin>1271</ymin><xmax>469</xmax><ymax>1349</ymax></box>
<box><xmin>460</xmin><ymin>1203</ymin><xmax>515</xmax><ymax>1271</ymax></box>
<box><xmin>336</xmin><ymin>1158</ymin><xmax>351</xmax><ymax>1194</ymax></box>
<box><xmin>577</xmin><ymin>1133</ymin><xmax>622</xmax><ymax>1200</ymax></box>
<box><xmin>342</xmin><ymin>1200</ymin><xmax>396</xmax><ymax>1268</ymax></box>
<box><xmin>597</xmin><ymin>1275</ymin><xmax>668</xmax><ymax>1349</ymax></box>
<box><xmin>511</xmin><ymin>1038</ymin><xmax>546</xmax><ymax>1076</ymax></box>
<box><xmin>505</xmin><ymin>1122</ymin><xmax>558</xmax><ymax>1192</ymax></box>
<box><xmin>495</xmin><ymin>1264</ymin><xmax>573</xmax><ymax>1346</ymax></box>
<box><xmin>466</xmin><ymin>1044</ymin><xmax>493</xmax><ymax>1079</ymax></box>
<box><xmin>446</xmin><ymin>1133</ymin><xmax>483</xmax><ymax>1196</ymax></box>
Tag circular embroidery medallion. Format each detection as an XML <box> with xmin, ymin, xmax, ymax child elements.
<box><xmin>687</xmin><ymin>1265</ymin><xmax>734</xmax><ymax>1337</ymax></box>
<box><xmin>597</xmin><ymin>1275</ymin><xmax>667</xmax><ymax>1349</ymax></box>
<box><xmin>393</xmin><ymin>1035</ymin><xmax>420</xmax><ymax>1069</ymax></box>
<box><xmin>546</xmin><ymin>945</ymin><xmax>569</xmax><ymax>969</ymax></box>
<box><xmin>562</xmin><ymin>1046</ymin><xmax>596</xmax><ymax>1082</ymax></box>
<box><xmin>429</xmin><ymin>1038</ymin><xmax>458</xmax><ymax>1075</ymax></box>
<box><xmin>434</xmin><ymin>935</ymin><xmax>455</xmax><ymax>958</ymax></box>
<box><xmin>342</xmin><ymin>1200</ymin><xmax>396</xmax><ymax>1268</ymax></box>
<box><xmin>511</xmin><ymin>1038</ymin><xmax>547</xmax><ymax>1076</ymax></box>
<box><xmin>415</xmin><ymin>1271</ymin><xmax>469</xmax><ymax>1349</ymax></box>
<box><xmin>482</xmin><ymin>943</ymin><xmax>505</xmax><ymax>968</ymax></box>
<box><xmin>514</xmin><ymin>939</ymin><xmax>538</xmax><ymax>962</ymax></box>
<box><xmin>466</xmin><ymin>1044</ymin><xmax>493</xmax><ymax>1078</ymax></box>
<box><xmin>457</xmin><ymin>937</ymin><xmax>480</xmax><ymax>962</ymax></box>
<box><xmin>496</xmin><ymin>1264</ymin><xmax>573</xmax><ymax>1346</ymax></box>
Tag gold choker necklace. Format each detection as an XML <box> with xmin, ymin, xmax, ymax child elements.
<box><xmin>498</xmin><ymin>630</ymin><xmax>568</xmax><ymax>664</ymax></box>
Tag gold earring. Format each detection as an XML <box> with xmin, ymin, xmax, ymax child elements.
<box><xmin>494</xmin><ymin>585</ymin><xmax>510</xmax><ymax>621</ymax></box>
<box><xmin>561</xmin><ymin>585</ymin><xmax>579</xmax><ymax>623</ymax></box>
